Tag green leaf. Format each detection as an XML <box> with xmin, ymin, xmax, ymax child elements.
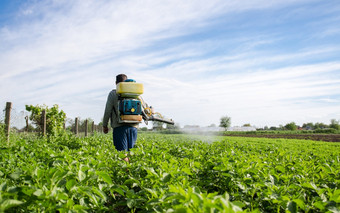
<box><xmin>302</xmin><ymin>182</ymin><xmax>319</xmax><ymax>191</ymax></box>
<box><xmin>145</xmin><ymin>188</ymin><xmax>158</xmax><ymax>198</ymax></box>
<box><xmin>80</xmin><ymin>188</ymin><xmax>98</xmax><ymax>206</ymax></box>
<box><xmin>66</xmin><ymin>179</ymin><xmax>77</xmax><ymax>191</ymax></box>
<box><xmin>287</xmin><ymin>201</ymin><xmax>297</xmax><ymax>213</ymax></box>
<box><xmin>127</xmin><ymin>198</ymin><xmax>137</xmax><ymax>208</ymax></box>
<box><xmin>162</xmin><ymin>173</ymin><xmax>171</xmax><ymax>183</ymax></box>
<box><xmin>191</xmin><ymin>193</ymin><xmax>202</xmax><ymax>205</ymax></box>
<box><xmin>92</xmin><ymin>187</ymin><xmax>107</xmax><ymax>202</ymax></box>
<box><xmin>172</xmin><ymin>207</ymin><xmax>187</xmax><ymax>213</ymax></box>
<box><xmin>275</xmin><ymin>165</ymin><xmax>285</xmax><ymax>173</ymax></box>
<box><xmin>330</xmin><ymin>190</ymin><xmax>340</xmax><ymax>203</ymax></box>
<box><xmin>0</xmin><ymin>199</ymin><xmax>24</xmax><ymax>211</ymax></box>
<box><xmin>269</xmin><ymin>175</ymin><xmax>277</xmax><ymax>185</ymax></box>
<box><xmin>78</xmin><ymin>170</ymin><xmax>86</xmax><ymax>182</ymax></box>
<box><xmin>57</xmin><ymin>192</ymin><xmax>68</xmax><ymax>200</ymax></box>
<box><xmin>21</xmin><ymin>186</ymin><xmax>35</xmax><ymax>196</ymax></box>
<box><xmin>34</xmin><ymin>168</ymin><xmax>44</xmax><ymax>179</ymax></box>
<box><xmin>73</xmin><ymin>204</ymin><xmax>88</xmax><ymax>211</ymax></box>
<box><xmin>33</xmin><ymin>189</ymin><xmax>44</xmax><ymax>197</ymax></box>
<box><xmin>231</xmin><ymin>203</ymin><xmax>243</xmax><ymax>212</ymax></box>
<box><xmin>327</xmin><ymin>206</ymin><xmax>340</xmax><ymax>213</ymax></box>
<box><xmin>314</xmin><ymin>201</ymin><xmax>325</xmax><ymax>210</ymax></box>
<box><xmin>293</xmin><ymin>198</ymin><xmax>305</xmax><ymax>210</ymax></box>
<box><xmin>96</xmin><ymin>171</ymin><xmax>113</xmax><ymax>185</ymax></box>
<box><xmin>0</xmin><ymin>182</ymin><xmax>7</xmax><ymax>191</ymax></box>
<box><xmin>7</xmin><ymin>186</ymin><xmax>19</xmax><ymax>193</ymax></box>
<box><xmin>9</xmin><ymin>172</ymin><xmax>21</xmax><ymax>180</ymax></box>
<box><xmin>67</xmin><ymin>198</ymin><xmax>74</xmax><ymax>208</ymax></box>
<box><xmin>112</xmin><ymin>187</ymin><xmax>125</xmax><ymax>196</ymax></box>
<box><xmin>145</xmin><ymin>167</ymin><xmax>159</xmax><ymax>177</ymax></box>
<box><xmin>232</xmin><ymin>201</ymin><xmax>246</xmax><ymax>209</ymax></box>
<box><xmin>182</xmin><ymin>167</ymin><xmax>192</xmax><ymax>175</ymax></box>
<box><xmin>124</xmin><ymin>179</ymin><xmax>139</xmax><ymax>187</ymax></box>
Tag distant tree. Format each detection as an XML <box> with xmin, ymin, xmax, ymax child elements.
<box><xmin>285</xmin><ymin>122</ymin><xmax>297</xmax><ymax>131</ymax></box>
<box><xmin>25</xmin><ymin>104</ymin><xmax>66</xmax><ymax>136</ymax></box>
<box><xmin>140</xmin><ymin>127</ymin><xmax>148</xmax><ymax>131</ymax></box>
<box><xmin>302</xmin><ymin>122</ymin><xmax>314</xmax><ymax>130</ymax></box>
<box><xmin>314</xmin><ymin>122</ymin><xmax>328</xmax><ymax>129</ymax></box>
<box><xmin>66</xmin><ymin>117</ymin><xmax>94</xmax><ymax>133</ymax></box>
<box><xmin>65</xmin><ymin>118</ymin><xmax>74</xmax><ymax>131</ymax></box>
<box><xmin>208</xmin><ymin>124</ymin><xmax>216</xmax><ymax>127</ymax></box>
<box><xmin>79</xmin><ymin>118</ymin><xmax>94</xmax><ymax>132</ymax></box>
<box><xmin>219</xmin><ymin>116</ymin><xmax>231</xmax><ymax>131</ymax></box>
<box><xmin>269</xmin><ymin>126</ymin><xmax>277</xmax><ymax>130</ymax></box>
<box><xmin>20</xmin><ymin>124</ymin><xmax>36</xmax><ymax>132</ymax></box>
<box><xmin>97</xmin><ymin>121</ymin><xmax>104</xmax><ymax>131</ymax></box>
<box><xmin>152</xmin><ymin>121</ymin><xmax>164</xmax><ymax>131</ymax></box>
<box><xmin>243</xmin><ymin>123</ymin><xmax>251</xmax><ymax>127</ymax></box>
<box><xmin>166</xmin><ymin>123</ymin><xmax>180</xmax><ymax>130</ymax></box>
<box><xmin>329</xmin><ymin>119</ymin><xmax>340</xmax><ymax>130</ymax></box>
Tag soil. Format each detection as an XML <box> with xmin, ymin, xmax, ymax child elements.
<box><xmin>223</xmin><ymin>134</ymin><xmax>340</xmax><ymax>142</ymax></box>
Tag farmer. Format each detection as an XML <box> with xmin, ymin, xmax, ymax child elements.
<box><xmin>103</xmin><ymin>74</ymin><xmax>138</xmax><ymax>162</ymax></box>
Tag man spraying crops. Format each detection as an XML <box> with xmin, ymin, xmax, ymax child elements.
<box><xmin>103</xmin><ymin>74</ymin><xmax>174</xmax><ymax>162</ymax></box>
<box><xmin>103</xmin><ymin>74</ymin><xmax>138</xmax><ymax>162</ymax></box>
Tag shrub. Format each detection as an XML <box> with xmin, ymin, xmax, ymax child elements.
<box><xmin>25</xmin><ymin>104</ymin><xmax>66</xmax><ymax>136</ymax></box>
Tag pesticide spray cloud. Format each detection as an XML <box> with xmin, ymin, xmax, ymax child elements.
<box><xmin>179</xmin><ymin>126</ymin><xmax>224</xmax><ymax>143</ymax></box>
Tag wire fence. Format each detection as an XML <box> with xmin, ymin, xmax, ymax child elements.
<box><xmin>1</xmin><ymin>106</ymin><xmax>29</xmax><ymax>131</ymax></box>
<box><xmin>1</xmin><ymin>102</ymin><xmax>104</xmax><ymax>142</ymax></box>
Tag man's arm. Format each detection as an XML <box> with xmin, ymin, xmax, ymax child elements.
<box><xmin>103</xmin><ymin>92</ymin><xmax>114</xmax><ymax>133</ymax></box>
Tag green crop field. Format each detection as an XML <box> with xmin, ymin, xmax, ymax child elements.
<box><xmin>0</xmin><ymin>132</ymin><xmax>339</xmax><ymax>212</ymax></box>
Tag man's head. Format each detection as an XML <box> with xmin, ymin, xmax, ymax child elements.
<box><xmin>116</xmin><ymin>74</ymin><xmax>127</xmax><ymax>84</ymax></box>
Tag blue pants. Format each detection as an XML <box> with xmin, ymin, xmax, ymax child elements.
<box><xmin>113</xmin><ymin>126</ymin><xmax>137</xmax><ymax>151</ymax></box>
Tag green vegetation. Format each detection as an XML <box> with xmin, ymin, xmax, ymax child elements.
<box><xmin>25</xmin><ymin>104</ymin><xmax>66</xmax><ymax>136</ymax></box>
<box><xmin>222</xmin><ymin>129</ymin><xmax>340</xmax><ymax>135</ymax></box>
<box><xmin>1</xmin><ymin>132</ymin><xmax>339</xmax><ymax>212</ymax></box>
<box><xmin>220</xmin><ymin>116</ymin><xmax>231</xmax><ymax>131</ymax></box>
<box><xmin>284</xmin><ymin>122</ymin><xmax>298</xmax><ymax>131</ymax></box>
<box><xmin>330</xmin><ymin>119</ymin><xmax>340</xmax><ymax>130</ymax></box>
<box><xmin>65</xmin><ymin>117</ymin><xmax>94</xmax><ymax>133</ymax></box>
<box><xmin>0</xmin><ymin>123</ymin><xmax>5</xmax><ymax>143</ymax></box>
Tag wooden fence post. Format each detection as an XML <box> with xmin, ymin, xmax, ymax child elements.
<box><xmin>75</xmin><ymin>117</ymin><xmax>78</xmax><ymax>136</ymax></box>
<box><xmin>41</xmin><ymin>110</ymin><xmax>46</xmax><ymax>136</ymax></box>
<box><xmin>85</xmin><ymin>119</ymin><xmax>88</xmax><ymax>137</ymax></box>
<box><xmin>92</xmin><ymin>121</ymin><xmax>94</xmax><ymax>134</ymax></box>
<box><xmin>5</xmin><ymin>102</ymin><xmax>12</xmax><ymax>144</ymax></box>
<box><xmin>25</xmin><ymin>116</ymin><xmax>29</xmax><ymax>132</ymax></box>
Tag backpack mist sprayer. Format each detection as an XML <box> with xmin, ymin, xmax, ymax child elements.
<box><xmin>116</xmin><ymin>79</ymin><xmax>175</xmax><ymax>125</ymax></box>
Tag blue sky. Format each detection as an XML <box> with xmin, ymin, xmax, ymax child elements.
<box><xmin>1</xmin><ymin>0</ymin><xmax>340</xmax><ymax>128</ymax></box>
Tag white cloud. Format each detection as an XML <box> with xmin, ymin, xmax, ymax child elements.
<box><xmin>1</xmin><ymin>0</ymin><xmax>340</xmax><ymax>128</ymax></box>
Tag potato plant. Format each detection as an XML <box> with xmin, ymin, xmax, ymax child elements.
<box><xmin>0</xmin><ymin>132</ymin><xmax>339</xmax><ymax>212</ymax></box>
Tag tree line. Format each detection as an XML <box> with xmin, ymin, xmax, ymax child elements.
<box><xmin>219</xmin><ymin>115</ymin><xmax>340</xmax><ymax>131</ymax></box>
<box><xmin>262</xmin><ymin>119</ymin><xmax>340</xmax><ymax>131</ymax></box>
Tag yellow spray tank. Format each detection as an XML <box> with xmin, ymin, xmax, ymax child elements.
<box><xmin>116</xmin><ymin>79</ymin><xmax>144</xmax><ymax>123</ymax></box>
<box><xmin>116</xmin><ymin>80</ymin><xmax>143</xmax><ymax>98</ymax></box>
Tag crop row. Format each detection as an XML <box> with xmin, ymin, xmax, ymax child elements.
<box><xmin>0</xmin><ymin>132</ymin><xmax>339</xmax><ymax>212</ymax></box>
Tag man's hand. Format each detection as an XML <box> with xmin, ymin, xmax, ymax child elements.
<box><xmin>103</xmin><ymin>126</ymin><xmax>109</xmax><ymax>134</ymax></box>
